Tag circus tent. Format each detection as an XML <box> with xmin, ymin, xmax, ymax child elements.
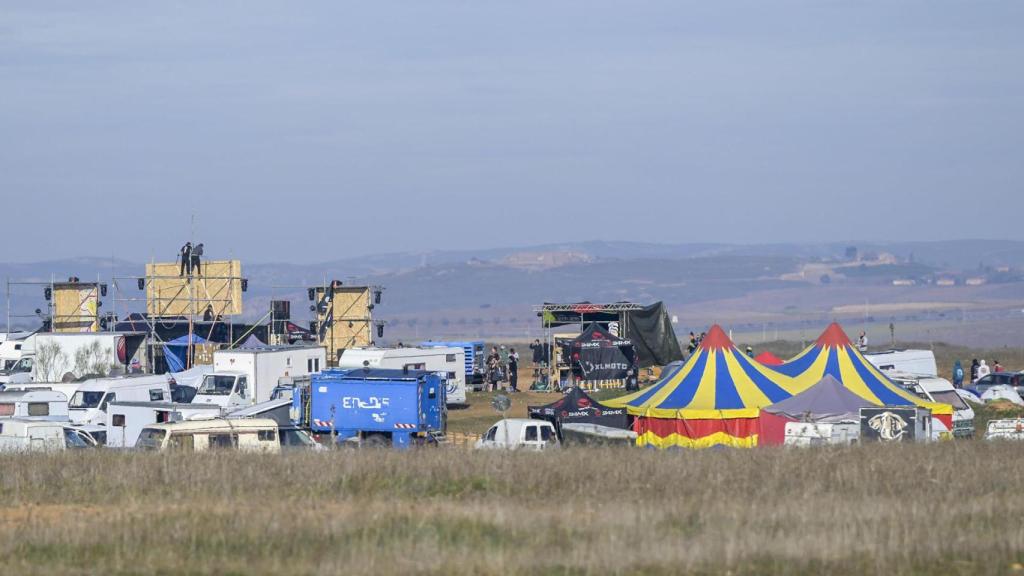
<box><xmin>769</xmin><ymin>323</ymin><xmax>953</xmax><ymax>429</ymax></box>
<box><xmin>604</xmin><ymin>325</ymin><xmax>804</xmax><ymax>448</ymax></box>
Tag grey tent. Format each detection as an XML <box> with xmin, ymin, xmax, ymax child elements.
<box><xmin>763</xmin><ymin>375</ymin><xmax>875</xmax><ymax>422</ymax></box>
<box><xmin>760</xmin><ymin>375</ymin><xmax>877</xmax><ymax>445</ymax></box>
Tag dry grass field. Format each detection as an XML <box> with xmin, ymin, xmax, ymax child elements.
<box><xmin>2</xmin><ymin>444</ymin><xmax>1024</xmax><ymax>576</ymax></box>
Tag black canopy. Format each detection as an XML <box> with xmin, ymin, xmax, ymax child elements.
<box><xmin>625</xmin><ymin>302</ymin><xmax>683</xmax><ymax>368</ymax></box>
<box><xmin>528</xmin><ymin>386</ymin><xmax>630</xmax><ymax>432</ymax></box>
<box><xmin>563</xmin><ymin>323</ymin><xmax>637</xmax><ymax>382</ymax></box>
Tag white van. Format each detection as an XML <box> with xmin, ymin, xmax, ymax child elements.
<box><xmin>68</xmin><ymin>374</ymin><xmax>172</xmax><ymax>426</ymax></box>
<box><xmin>0</xmin><ymin>338</ymin><xmax>27</xmax><ymax>371</ymax></box>
<box><xmin>136</xmin><ymin>418</ymin><xmax>281</xmax><ymax>453</ymax></box>
<box><xmin>884</xmin><ymin>371</ymin><xmax>975</xmax><ymax>438</ymax></box>
<box><xmin>0</xmin><ymin>389</ymin><xmax>69</xmax><ymax>419</ymax></box>
<box><xmin>193</xmin><ymin>346</ymin><xmax>326</xmax><ymax>410</ymax></box>
<box><xmin>475</xmin><ymin>418</ymin><xmax>558</xmax><ymax>451</ymax></box>
<box><xmin>864</xmin><ymin>350</ymin><xmax>938</xmax><ymax>377</ymax></box>
<box><xmin>339</xmin><ymin>347</ymin><xmax>467</xmax><ymax>406</ymax></box>
<box><xmin>0</xmin><ymin>419</ymin><xmax>97</xmax><ymax>452</ymax></box>
<box><xmin>106</xmin><ymin>401</ymin><xmax>223</xmax><ymax>448</ymax></box>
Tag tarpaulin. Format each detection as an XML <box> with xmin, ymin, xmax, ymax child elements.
<box><xmin>624</xmin><ymin>302</ymin><xmax>683</xmax><ymax>368</ymax></box>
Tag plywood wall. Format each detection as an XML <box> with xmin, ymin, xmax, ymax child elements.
<box><xmin>314</xmin><ymin>285</ymin><xmax>373</xmax><ymax>362</ymax></box>
<box><xmin>145</xmin><ymin>260</ymin><xmax>243</xmax><ymax>318</ymax></box>
<box><xmin>52</xmin><ymin>283</ymin><xmax>99</xmax><ymax>333</ymax></box>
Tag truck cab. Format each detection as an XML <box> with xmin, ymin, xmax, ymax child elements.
<box><xmin>0</xmin><ymin>356</ymin><xmax>34</xmax><ymax>385</ymax></box>
<box><xmin>475</xmin><ymin>418</ymin><xmax>558</xmax><ymax>451</ymax></box>
<box><xmin>193</xmin><ymin>372</ymin><xmax>251</xmax><ymax>409</ymax></box>
<box><xmin>68</xmin><ymin>375</ymin><xmax>171</xmax><ymax>426</ymax></box>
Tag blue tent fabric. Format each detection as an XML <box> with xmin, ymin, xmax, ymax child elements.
<box><xmin>163</xmin><ymin>335</ymin><xmax>208</xmax><ymax>373</ymax></box>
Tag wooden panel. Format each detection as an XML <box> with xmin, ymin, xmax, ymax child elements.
<box><xmin>52</xmin><ymin>283</ymin><xmax>99</xmax><ymax>333</ymax></box>
<box><xmin>146</xmin><ymin>260</ymin><xmax>243</xmax><ymax>318</ymax></box>
<box><xmin>314</xmin><ymin>285</ymin><xmax>373</xmax><ymax>362</ymax></box>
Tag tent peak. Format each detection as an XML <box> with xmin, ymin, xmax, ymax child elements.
<box><xmin>815</xmin><ymin>322</ymin><xmax>852</xmax><ymax>347</ymax></box>
<box><xmin>700</xmin><ymin>325</ymin><xmax>733</xmax><ymax>350</ymax></box>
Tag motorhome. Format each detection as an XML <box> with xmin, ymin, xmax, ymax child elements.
<box><xmin>0</xmin><ymin>332</ymin><xmax>146</xmax><ymax>385</ymax></box>
<box><xmin>0</xmin><ymin>419</ymin><xmax>97</xmax><ymax>452</ymax></box>
<box><xmin>884</xmin><ymin>370</ymin><xmax>975</xmax><ymax>438</ymax></box>
<box><xmin>0</xmin><ymin>338</ymin><xmax>27</xmax><ymax>371</ymax></box>
<box><xmin>864</xmin><ymin>350</ymin><xmax>938</xmax><ymax>378</ymax></box>
<box><xmin>338</xmin><ymin>346</ymin><xmax>467</xmax><ymax>406</ymax></box>
<box><xmin>106</xmin><ymin>401</ymin><xmax>223</xmax><ymax>448</ymax></box>
<box><xmin>192</xmin><ymin>346</ymin><xmax>326</xmax><ymax>410</ymax></box>
<box><xmin>0</xmin><ymin>389</ymin><xmax>69</xmax><ymax>419</ymax></box>
<box><xmin>68</xmin><ymin>374</ymin><xmax>172</xmax><ymax>426</ymax></box>
<box><xmin>135</xmin><ymin>418</ymin><xmax>281</xmax><ymax>453</ymax></box>
<box><xmin>475</xmin><ymin>419</ymin><xmax>558</xmax><ymax>451</ymax></box>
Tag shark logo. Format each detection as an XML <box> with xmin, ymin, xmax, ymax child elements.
<box><xmin>868</xmin><ymin>411</ymin><xmax>909</xmax><ymax>441</ymax></box>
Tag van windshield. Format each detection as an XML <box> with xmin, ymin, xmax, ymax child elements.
<box><xmin>137</xmin><ymin>429</ymin><xmax>166</xmax><ymax>450</ymax></box>
<box><xmin>198</xmin><ymin>375</ymin><xmax>236</xmax><ymax>396</ymax></box>
<box><xmin>69</xmin><ymin>391</ymin><xmax>105</xmax><ymax>409</ymax></box>
<box><xmin>928</xmin><ymin>390</ymin><xmax>970</xmax><ymax>411</ymax></box>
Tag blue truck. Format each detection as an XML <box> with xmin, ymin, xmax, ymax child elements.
<box><xmin>421</xmin><ymin>340</ymin><xmax>486</xmax><ymax>390</ymax></box>
<box><xmin>291</xmin><ymin>368</ymin><xmax>447</xmax><ymax>448</ymax></box>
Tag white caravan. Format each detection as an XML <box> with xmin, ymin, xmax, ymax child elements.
<box><xmin>136</xmin><ymin>418</ymin><xmax>281</xmax><ymax>453</ymax></box>
<box><xmin>884</xmin><ymin>370</ymin><xmax>975</xmax><ymax>438</ymax></box>
<box><xmin>985</xmin><ymin>419</ymin><xmax>1024</xmax><ymax>441</ymax></box>
<box><xmin>68</xmin><ymin>374</ymin><xmax>172</xmax><ymax>426</ymax></box>
<box><xmin>106</xmin><ymin>401</ymin><xmax>223</xmax><ymax>448</ymax></box>
<box><xmin>193</xmin><ymin>346</ymin><xmax>326</xmax><ymax>410</ymax></box>
<box><xmin>784</xmin><ymin>422</ymin><xmax>859</xmax><ymax>447</ymax></box>
<box><xmin>338</xmin><ymin>347</ymin><xmax>467</xmax><ymax>406</ymax></box>
<box><xmin>0</xmin><ymin>419</ymin><xmax>96</xmax><ymax>452</ymax></box>
<box><xmin>475</xmin><ymin>418</ymin><xmax>558</xmax><ymax>451</ymax></box>
<box><xmin>0</xmin><ymin>389</ymin><xmax>69</xmax><ymax>419</ymax></box>
<box><xmin>864</xmin><ymin>350</ymin><xmax>938</xmax><ymax>378</ymax></box>
<box><xmin>0</xmin><ymin>332</ymin><xmax>145</xmax><ymax>385</ymax></box>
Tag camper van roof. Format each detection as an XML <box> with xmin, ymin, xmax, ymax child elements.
<box><xmin>0</xmin><ymin>389</ymin><xmax>67</xmax><ymax>401</ymax></box>
<box><xmin>226</xmin><ymin>398</ymin><xmax>292</xmax><ymax>418</ymax></box>
<box><xmin>108</xmin><ymin>401</ymin><xmax>218</xmax><ymax>410</ymax></box>
<box><xmin>141</xmin><ymin>418</ymin><xmax>278</xmax><ymax>433</ymax></box>
<box><xmin>326</xmin><ymin>368</ymin><xmax>433</xmax><ymax>381</ymax></box>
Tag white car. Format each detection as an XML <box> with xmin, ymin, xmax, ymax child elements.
<box><xmin>475</xmin><ymin>418</ymin><xmax>558</xmax><ymax>451</ymax></box>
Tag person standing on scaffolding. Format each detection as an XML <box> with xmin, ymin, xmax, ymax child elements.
<box><xmin>191</xmin><ymin>243</ymin><xmax>204</xmax><ymax>277</ymax></box>
<box><xmin>179</xmin><ymin>242</ymin><xmax>192</xmax><ymax>277</ymax></box>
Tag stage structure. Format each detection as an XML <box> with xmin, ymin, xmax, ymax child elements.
<box><xmin>112</xmin><ymin>259</ymin><xmax>248</xmax><ymax>370</ymax></box>
<box><xmin>5</xmin><ymin>277</ymin><xmax>108</xmax><ymax>334</ymax></box>
<box><xmin>308</xmin><ymin>281</ymin><xmax>384</xmax><ymax>365</ymax></box>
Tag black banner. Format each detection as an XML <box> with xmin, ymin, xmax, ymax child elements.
<box><xmin>564</xmin><ymin>323</ymin><xmax>637</xmax><ymax>382</ymax></box>
<box><xmin>860</xmin><ymin>408</ymin><xmax>919</xmax><ymax>442</ymax></box>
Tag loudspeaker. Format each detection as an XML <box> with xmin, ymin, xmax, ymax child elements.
<box><xmin>271</xmin><ymin>300</ymin><xmax>290</xmax><ymax>320</ymax></box>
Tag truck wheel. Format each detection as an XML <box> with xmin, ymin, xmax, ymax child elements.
<box><xmin>363</xmin><ymin>434</ymin><xmax>391</xmax><ymax>448</ymax></box>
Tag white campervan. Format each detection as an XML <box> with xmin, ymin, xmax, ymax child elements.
<box><xmin>864</xmin><ymin>350</ymin><xmax>938</xmax><ymax>377</ymax></box>
<box><xmin>0</xmin><ymin>419</ymin><xmax>96</xmax><ymax>452</ymax></box>
<box><xmin>136</xmin><ymin>418</ymin><xmax>281</xmax><ymax>453</ymax></box>
<box><xmin>884</xmin><ymin>370</ymin><xmax>975</xmax><ymax>439</ymax></box>
<box><xmin>0</xmin><ymin>389</ymin><xmax>69</xmax><ymax>420</ymax></box>
<box><xmin>68</xmin><ymin>374</ymin><xmax>172</xmax><ymax>426</ymax></box>
<box><xmin>338</xmin><ymin>346</ymin><xmax>467</xmax><ymax>406</ymax></box>
<box><xmin>106</xmin><ymin>401</ymin><xmax>223</xmax><ymax>448</ymax></box>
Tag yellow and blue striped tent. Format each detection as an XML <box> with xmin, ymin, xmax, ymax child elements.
<box><xmin>605</xmin><ymin>325</ymin><xmax>804</xmax><ymax>448</ymax></box>
<box><xmin>768</xmin><ymin>323</ymin><xmax>953</xmax><ymax>426</ymax></box>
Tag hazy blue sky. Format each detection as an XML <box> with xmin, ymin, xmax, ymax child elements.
<box><xmin>2</xmin><ymin>1</ymin><xmax>1022</xmax><ymax>263</ymax></box>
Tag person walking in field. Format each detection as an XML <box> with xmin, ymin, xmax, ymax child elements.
<box><xmin>977</xmin><ymin>359</ymin><xmax>991</xmax><ymax>381</ymax></box>
<box><xmin>530</xmin><ymin>339</ymin><xmax>543</xmax><ymax>368</ymax></box>
<box><xmin>994</xmin><ymin>360</ymin><xmax>1004</xmax><ymax>373</ymax></box>
<box><xmin>179</xmin><ymin>242</ymin><xmax>192</xmax><ymax>277</ymax></box>
<box><xmin>508</xmin><ymin>348</ymin><xmax>520</xmax><ymax>392</ymax></box>
<box><xmin>952</xmin><ymin>360</ymin><xmax>964</xmax><ymax>388</ymax></box>
<box><xmin>499</xmin><ymin>345</ymin><xmax>510</xmax><ymax>383</ymax></box>
<box><xmin>970</xmin><ymin>359</ymin><xmax>980</xmax><ymax>383</ymax></box>
<box><xmin>857</xmin><ymin>331</ymin><xmax>869</xmax><ymax>352</ymax></box>
<box><xmin>487</xmin><ymin>347</ymin><xmax>501</xmax><ymax>391</ymax></box>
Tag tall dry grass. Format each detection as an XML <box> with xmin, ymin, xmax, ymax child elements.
<box><xmin>1</xmin><ymin>443</ymin><xmax>1022</xmax><ymax>575</ymax></box>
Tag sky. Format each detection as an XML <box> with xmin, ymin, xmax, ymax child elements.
<box><xmin>2</xmin><ymin>1</ymin><xmax>1023</xmax><ymax>264</ymax></box>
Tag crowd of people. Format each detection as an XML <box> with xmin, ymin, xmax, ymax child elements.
<box><xmin>485</xmin><ymin>345</ymin><xmax>520</xmax><ymax>392</ymax></box>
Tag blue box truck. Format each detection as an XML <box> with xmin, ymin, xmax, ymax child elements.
<box><xmin>291</xmin><ymin>368</ymin><xmax>447</xmax><ymax>448</ymax></box>
<box><xmin>421</xmin><ymin>340</ymin><xmax>485</xmax><ymax>390</ymax></box>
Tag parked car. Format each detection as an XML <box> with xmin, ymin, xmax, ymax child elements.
<box><xmin>965</xmin><ymin>372</ymin><xmax>1024</xmax><ymax>399</ymax></box>
<box><xmin>475</xmin><ymin>419</ymin><xmax>558</xmax><ymax>451</ymax></box>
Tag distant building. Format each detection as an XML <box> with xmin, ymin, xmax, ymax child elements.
<box><xmin>936</xmin><ymin>278</ymin><xmax>956</xmax><ymax>287</ymax></box>
<box><xmin>892</xmin><ymin>279</ymin><xmax>916</xmax><ymax>287</ymax></box>
<box><xmin>965</xmin><ymin>277</ymin><xmax>987</xmax><ymax>286</ymax></box>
